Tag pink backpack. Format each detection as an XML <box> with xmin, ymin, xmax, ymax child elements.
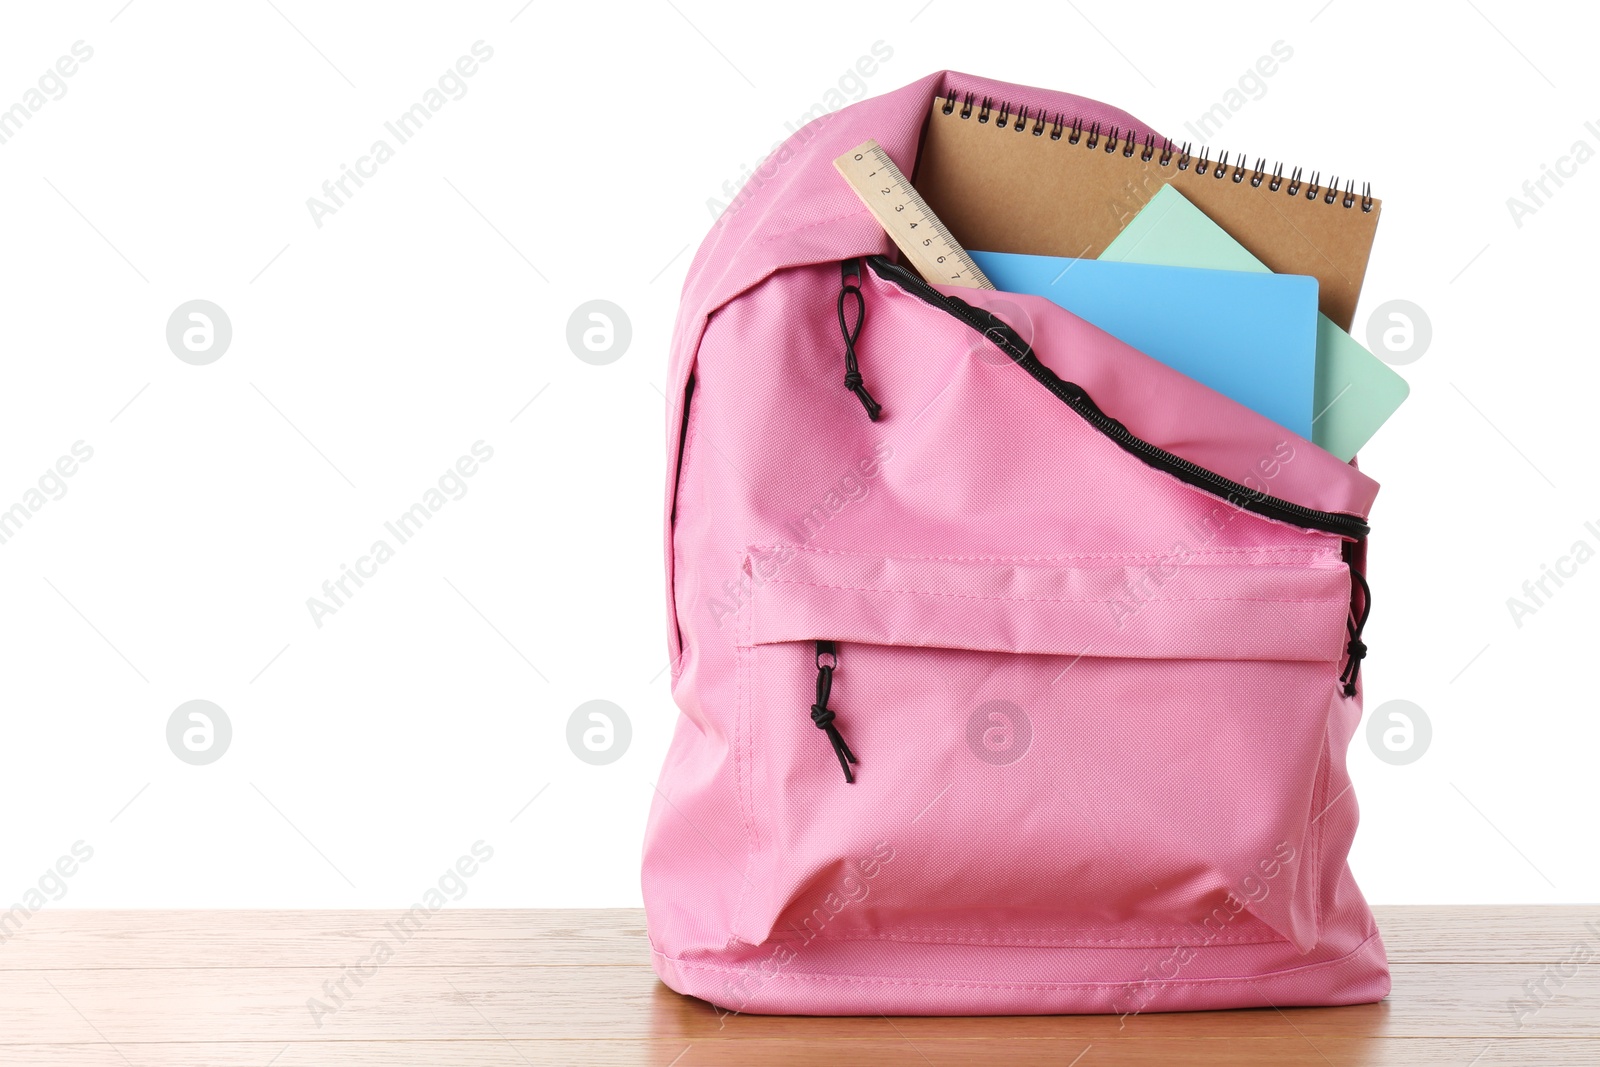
<box><xmin>645</xmin><ymin>70</ymin><xmax>1390</xmax><ymax>1016</ymax></box>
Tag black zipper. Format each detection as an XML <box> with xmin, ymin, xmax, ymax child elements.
<box><xmin>863</xmin><ymin>254</ymin><xmax>1370</xmax><ymax>542</ymax></box>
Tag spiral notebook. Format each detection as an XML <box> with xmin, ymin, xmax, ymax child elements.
<box><xmin>913</xmin><ymin>94</ymin><xmax>1383</xmax><ymax>331</ymax></box>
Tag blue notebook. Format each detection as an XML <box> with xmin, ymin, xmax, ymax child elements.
<box><xmin>968</xmin><ymin>251</ymin><xmax>1319</xmax><ymax>440</ymax></box>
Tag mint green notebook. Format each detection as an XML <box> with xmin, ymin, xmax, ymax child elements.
<box><xmin>1100</xmin><ymin>185</ymin><xmax>1408</xmax><ymax>461</ymax></box>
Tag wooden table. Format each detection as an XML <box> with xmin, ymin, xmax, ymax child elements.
<box><xmin>2</xmin><ymin>907</ymin><xmax>1595</xmax><ymax>1065</ymax></box>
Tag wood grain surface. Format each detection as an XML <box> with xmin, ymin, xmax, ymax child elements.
<box><xmin>2</xmin><ymin>906</ymin><xmax>1595</xmax><ymax>1065</ymax></box>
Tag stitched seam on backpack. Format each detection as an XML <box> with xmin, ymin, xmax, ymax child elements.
<box><xmin>750</xmin><ymin>543</ymin><xmax>1340</xmax><ymax>566</ymax></box>
<box><xmin>762</xmin><ymin>577</ymin><xmax>1345</xmax><ymax>607</ymax></box>
<box><xmin>1310</xmin><ymin>722</ymin><xmax>1333</xmax><ymax>937</ymax></box>
<box><xmin>827</xmin><ymin>930</ymin><xmax>1281</xmax><ymax>947</ymax></box>
<box><xmin>728</xmin><ymin>613</ymin><xmax>757</xmax><ymax>939</ymax></box>
<box><xmin>653</xmin><ymin>930</ymin><xmax>1384</xmax><ymax>991</ymax></box>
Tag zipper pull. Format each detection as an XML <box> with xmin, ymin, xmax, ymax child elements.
<box><xmin>838</xmin><ymin>259</ymin><xmax>882</xmax><ymax>421</ymax></box>
<box><xmin>810</xmin><ymin>640</ymin><xmax>858</xmax><ymax>783</ymax></box>
<box><xmin>1340</xmin><ymin>558</ymin><xmax>1371</xmax><ymax>697</ymax></box>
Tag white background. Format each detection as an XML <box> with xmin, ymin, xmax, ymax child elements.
<box><xmin>0</xmin><ymin>0</ymin><xmax>1594</xmax><ymax>910</ymax></box>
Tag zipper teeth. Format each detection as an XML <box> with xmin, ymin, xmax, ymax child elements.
<box><xmin>865</xmin><ymin>256</ymin><xmax>1369</xmax><ymax>541</ymax></box>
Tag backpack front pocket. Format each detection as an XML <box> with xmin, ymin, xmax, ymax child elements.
<box><xmin>731</xmin><ymin>543</ymin><xmax>1352</xmax><ymax>953</ymax></box>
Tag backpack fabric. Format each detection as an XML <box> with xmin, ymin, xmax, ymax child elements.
<box><xmin>644</xmin><ymin>70</ymin><xmax>1390</xmax><ymax>1016</ymax></box>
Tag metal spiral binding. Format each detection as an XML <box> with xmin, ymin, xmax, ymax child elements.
<box><xmin>938</xmin><ymin>92</ymin><xmax>1374</xmax><ymax>212</ymax></box>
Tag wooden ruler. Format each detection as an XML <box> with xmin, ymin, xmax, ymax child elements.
<box><xmin>833</xmin><ymin>139</ymin><xmax>994</xmax><ymax>290</ymax></box>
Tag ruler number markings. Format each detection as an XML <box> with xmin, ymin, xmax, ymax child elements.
<box><xmin>834</xmin><ymin>140</ymin><xmax>995</xmax><ymax>290</ymax></box>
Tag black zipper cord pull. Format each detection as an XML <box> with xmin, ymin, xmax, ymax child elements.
<box><xmin>1340</xmin><ymin>562</ymin><xmax>1372</xmax><ymax>697</ymax></box>
<box><xmin>810</xmin><ymin>640</ymin><xmax>858</xmax><ymax>783</ymax></box>
<box><xmin>838</xmin><ymin>259</ymin><xmax>882</xmax><ymax>421</ymax></box>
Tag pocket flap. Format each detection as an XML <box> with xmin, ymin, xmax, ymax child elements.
<box><xmin>744</xmin><ymin>545</ymin><xmax>1349</xmax><ymax>663</ymax></box>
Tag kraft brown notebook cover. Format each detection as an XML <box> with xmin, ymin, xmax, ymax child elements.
<box><xmin>913</xmin><ymin>97</ymin><xmax>1382</xmax><ymax>331</ymax></box>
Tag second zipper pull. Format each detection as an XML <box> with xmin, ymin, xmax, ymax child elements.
<box><xmin>810</xmin><ymin>640</ymin><xmax>858</xmax><ymax>783</ymax></box>
<box><xmin>838</xmin><ymin>259</ymin><xmax>882</xmax><ymax>421</ymax></box>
